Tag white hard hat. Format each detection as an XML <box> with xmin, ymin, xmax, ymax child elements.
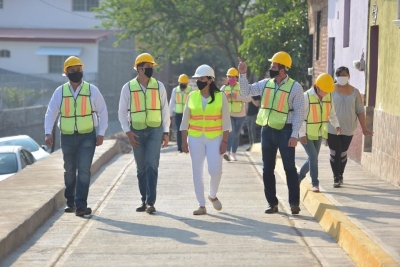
<box><xmin>192</xmin><ymin>64</ymin><xmax>215</xmax><ymax>79</ymax></box>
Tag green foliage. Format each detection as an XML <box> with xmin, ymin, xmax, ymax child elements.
<box><xmin>239</xmin><ymin>0</ymin><xmax>309</xmax><ymax>84</ymax></box>
<box><xmin>0</xmin><ymin>87</ymin><xmax>48</xmax><ymax>108</ymax></box>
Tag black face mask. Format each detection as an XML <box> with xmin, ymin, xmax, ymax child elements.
<box><xmin>269</xmin><ymin>69</ymin><xmax>280</xmax><ymax>78</ymax></box>
<box><xmin>196</xmin><ymin>80</ymin><xmax>208</xmax><ymax>90</ymax></box>
<box><xmin>144</xmin><ymin>68</ymin><xmax>153</xmax><ymax>78</ymax></box>
<box><xmin>179</xmin><ymin>84</ymin><xmax>187</xmax><ymax>89</ymax></box>
<box><xmin>67</xmin><ymin>72</ymin><xmax>83</xmax><ymax>83</ymax></box>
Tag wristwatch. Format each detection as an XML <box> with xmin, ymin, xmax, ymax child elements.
<box><xmin>163</xmin><ymin>132</ymin><xmax>169</xmax><ymax>136</ymax></box>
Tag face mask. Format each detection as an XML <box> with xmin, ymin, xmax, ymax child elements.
<box><xmin>228</xmin><ymin>78</ymin><xmax>236</xmax><ymax>86</ymax></box>
<box><xmin>196</xmin><ymin>80</ymin><xmax>208</xmax><ymax>90</ymax></box>
<box><xmin>67</xmin><ymin>72</ymin><xmax>83</xmax><ymax>83</ymax></box>
<box><xmin>336</xmin><ymin>76</ymin><xmax>349</xmax><ymax>86</ymax></box>
<box><xmin>269</xmin><ymin>69</ymin><xmax>280</xmax><ymax>78</ymax></box>
<box><xmin>179</xmin><ymin>84</ymin><xmax>187</xmax><ymax>89</ymax></box>
<box><xmin>144</xmin><ymin>68</ymin><xmax>153</xmax><ymax>78</ymax></box>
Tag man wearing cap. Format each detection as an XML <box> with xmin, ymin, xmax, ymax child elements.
<box><xmin>118</xmin><ymin>53</ymin><xmax>170</xmax><ymax>214</ymax></box>
<box><xmin>45</xmin><ymin>56</ymin><xmax>108</xmax><ymax>217</ymax></box>
<box><xmin>169</xmin><ymin>74</ymin><xmax>193</xmax><ymax>153</ymax></box>
<box><xmin>238</xmin><ymin>52</ymin><xmax>305</xmax><ymax>215</ymax></box>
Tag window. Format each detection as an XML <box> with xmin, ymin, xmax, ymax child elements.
<box><xmin>72</xmin><ymin>0</ymin><xmax>99</xmax><ymax>11</ymax></box>
<box><xmin>394</xmin><ymin>0</ymin><xmax>400</xmax><ymax>27</ymax></box>
<box><xmin>328</xmin><ymin>38</ymin><xmax>335</xmax><ymax>77</ymax></box>
<box><xmin>343</xmin><ymin>0</ymin><xmax>351</xmax><ymax>47</ymax></box>
<box><xmin>0</xmin><ymin>50</ymin><xmax>10</xmax><ymax>58</ymax></box>
<box><xmin>48</xmin><ymin>55</ymin><xmax>69</xmax><ymax>73</ymax></box>
<box><xmin>316</xmin><ymin>11</ymin><xmax>321</xmax><ymax>60</ymax></box>
<box><xmin>0</xmin><ymin>0</ymin><xmax>3</xmax><ymax>9</ymax></box>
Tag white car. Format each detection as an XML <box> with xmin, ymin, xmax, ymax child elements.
<box><xmin>0</xmin><ymin>135</ymin><xmax>50</xmax><ymax>161</ymax></box>
<box><xmin>0</xmin><ymin>146</ymin><xmax>36</xmax><ymax>181</ymax></box>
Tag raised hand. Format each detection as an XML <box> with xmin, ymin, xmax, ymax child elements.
<box><xmin>238</xmin><ymin>57</ymin><xmax>247</xmax><ymax>74</ymax></box>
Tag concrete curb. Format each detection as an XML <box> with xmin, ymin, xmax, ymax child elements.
<box><xmin>0</xmin><ymin>140</ymin><xmax>120</xmax><ymax>261</ymax></box>
<box><xmin>250</xmin><ymin>143</ymin><xmax>398</xmax><ymax>267</ymax></box>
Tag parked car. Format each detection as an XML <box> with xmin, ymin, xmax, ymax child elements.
<box><xmin>0</xmin><ymin>146</ymin><xmax>36</xmax><ymax>181</ymax></box>
<box><xmin>0</xmin><ymin>135</ymin><xmax>50</xmax><ymax>161</ymax></box>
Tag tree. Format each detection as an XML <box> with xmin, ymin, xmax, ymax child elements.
<box><xmin>95</xmin><ymin>0</ymin><xmax>251</xmax><ymax>67</ymax></box>
<box><xmin>239</xmin><ymin>0</ymin><xmax>309</xmax><ymax>85</ymax></box>
<box><xmin>0</xmin><ymin>87</ymin><xmax>48</xmax><ymax>108</ymax></box>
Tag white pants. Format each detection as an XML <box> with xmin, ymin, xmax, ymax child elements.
<box><xmin>189</xmin><ymin>135</ymin><xmax>223</xmax><ymax>206</ymax></box>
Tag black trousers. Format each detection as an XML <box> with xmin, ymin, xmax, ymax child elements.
<box><xmin>327</xmin><ymin>133</ymin><xmax>353</xmax><ymax>177</ymax></box>
<box><xmin>175</xmin><ymin>113</ymin><xmax>183</xmax><ymax>152</ymax></box>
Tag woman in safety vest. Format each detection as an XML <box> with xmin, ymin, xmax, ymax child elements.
<box><xmin>298</xmin><ymin>73</ymin><xmax>341</xmax><ymax>192</ymax></box>
<box><xmin>180</xmin><ymin>64</ymin><xmax>231</xmax><ymax>215</ymax></box>
<box><xmin>221</xmin><ymin>68</ymin><xmax>251</xmax><ymax>161</ymax></box>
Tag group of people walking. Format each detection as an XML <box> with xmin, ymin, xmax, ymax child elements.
<box><xmin>44</xmin><ymin>51</ymin><xmax>373</xmax><ymax>217</ymax></box>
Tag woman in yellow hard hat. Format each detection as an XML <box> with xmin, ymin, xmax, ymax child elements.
<box><xmin>220</xmin><ymin>67</ymin><xmax>251</xmax><ymax>161</ymax></box>
<box><xmin>169</xmin><ymin>74</ymin><xmax>193</xmax><ymax>152</ymax></box>
<box><xmin>298</xmin><ymin>73</ymin><xmax>341</xmax><ymax>192</ymax></box>
<box><xmin>180</xmin><ymin>64</ymin><xmax>231</xmax><ymax>215</ymax></box>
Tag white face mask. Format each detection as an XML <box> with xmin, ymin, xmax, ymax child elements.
<box><xmin>336</xmin><ymin>76</ymin><xmax>349</xmax><ymax>86</ymax></box>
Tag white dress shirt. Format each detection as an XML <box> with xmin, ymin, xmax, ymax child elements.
<box><xmin>169</xmin><ymin>86</ymin><xmax>194</xmax><ymax>115</ymax></box>
<box><xmin>118</xmin><ymin>78</ymin><xmax>170</xmax><ymax>133</ymax></box>
<box><xmin>180</xmin><ymin>92</ymin><xmax>232</xmax><ymax>133</ymax></box>
<box><xmin>298</xmin><ymin>88</ymin><xmax>340</xmax><ymax>138</ymax></box>
<box><xmin>44</xmin><ymin>82</ymin><xmax>108</xmax><ymax>136</ymax></box>
<box><xmin>239</xmin><ymin>74</ymin><xmax>305</xmax><ymax>138</ymax></box>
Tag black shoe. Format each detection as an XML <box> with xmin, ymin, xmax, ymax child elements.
<box><xmin>339</xmin><ymin>174</ymin><xmax>344</xmax><ymax>184</ymax></box>
<box><xmin>246</xmin><ymin>145</ymin><xmax>253</xmax><ymax>151</ymax></box>
<box><xmin>75</xmin><ymin>207</ymin><xmax>92</xmax><ymax>216</ymax></box>
<box><xmin>146</xmin><ymin>205</ymin><xmax>156</xmax><ymax>214</ymax></box>
<box><xmin>136</xmin><ymin>203</ymin><xmax>147</xmax><ymax>212</ymax></box>
<box><xmin>265</xmin><ymin>205</ymin><xmax>278</xmax><ymax>213</ymax></box>
<box><xmin>64</xmin><ymin>205</ymin><xmax>76</xmax><ymax>213</ymax></box>
<box><xmin>291</xmin><ymin>205</ymin><xmax>301</xmax><ymax>215</ymax></box>
<box><xmin>333</xmin><ymin>177</ymin><xmax>341</xmax><ymax>187</ymax></box>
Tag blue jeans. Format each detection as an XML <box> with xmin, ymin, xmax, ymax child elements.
<box><xmin>261</xmin><ymin>124</ymin><xmax>299</xmax><ymax>206</ymax></box>
<box><xmin>131</xmin><ymin>126</ymin><xmax>163</xmax><ymax>205</ymax></box>
<box><xmin>227</xmin><ymin>116</ymin><xmax>246</xmax><ymax>153</ymax></box>
<box><xmin>247</xmin><ymin>115</ymin><xmax>257</xmax><ymax>145</ymax></box>
<box><xmin>299</xmin><ymin>137</ymin><xmax>322</xmax><ymax>186</ymax></box>
<box><xmin>61</xmin><ymin>130</ymin><xmax>96</xmax><ymax>209</ymax></box>
<box><xmin>175</xmin><ymin>113</ymin><xmax>183</xmax><ymax>152</ymax></box>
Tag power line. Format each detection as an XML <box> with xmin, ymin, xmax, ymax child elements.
<box><xmin>38</xmin><ymin>0</ymin><xmax>99</xmax><ymax>20</ymax></box>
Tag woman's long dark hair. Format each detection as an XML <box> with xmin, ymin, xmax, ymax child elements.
<box><xmin>207</xmin><ymin>76</ymin><xmax>221</xmax><ymax>104</ymax></box>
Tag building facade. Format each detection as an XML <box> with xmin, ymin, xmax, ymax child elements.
<box><xmin>362</xmin><ymin>0</ymin><xmax>400</xmax><ymax>186</ymax></box>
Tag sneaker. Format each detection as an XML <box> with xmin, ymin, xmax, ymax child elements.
<box><xmin>75</xmin><ymin>207</ymin><xmax>92</xmax><ymax>217</ymax></box>
<box><xmin>339</xmin><ymin>174</ymin><xmax>344</xmax><ymax>184</ymax></box>
<box><xmin>311</xmin><ymin>186</ymin><xmax>320</xmax><ymax>193</ymax></box>
<box><xmin>231</xmin><ymin>153</ymin><xmax>237</xmax><ymax>161</ymax></box>
<box><xmin>291</xmin><ymin>206</ymin><xmax>301</xmax><ymax>215</ymax></box>
<box><xmin>193</xmin><ymin>206</ymin><xmax>207</xmax><ymax>215</ymax></box>
<box><xmin>146</xmin><ymin>205</ymin><xmax>156</xmax><ymax>214</ymax></box>
<box><xmin>208</xmin><ymin>196</ymin><xmax>222</xmax><ymax>211</ymax></box>
<box><xmin>64</xmin><ymin>205</ymin><xmax>76</xmax><ymax>213</ymax></box>
<box><xmin>136</xmin><ymin>203</ymin><xmax>147</xmax><ymax>212</ymax></box>
<box><xmin>265</xmin><ymin>204</ymin><xmax>278</xmax><ymax>214</ymax></box>
<box><xmin>333</xmin><ymin>177</ymin><xmax>341</xmax><ymax>188</ymax></box>
<box><xmin>223</xmin><ymin>153</ymin><xmax>231</xmax><ymax>161</ymax></box>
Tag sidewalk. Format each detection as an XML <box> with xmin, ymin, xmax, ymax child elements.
<box><xmin>249</xmin><ymin>142</ymin><xmax>400</xmax><ymax>267</ymax></box>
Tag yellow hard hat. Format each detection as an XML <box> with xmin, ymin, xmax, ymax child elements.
<box><xmin>64</xmin><ymin>56</ymin><xmax>84</xmax><ymax>72</ymax></box>
<box><xmin>268</xmin><ymin>51</ymin><xmax>292</xmax><ymax>68</ymax></box>
<box><xmin>134</xmin><ymin>53</ymin><xmax>157</xmax><ymax>69</ymax></box>
<box><xmin>178</xmin><ymin>74</ymin><xmax>189</xmax><ymax>83</ymax></box>
<box><xmin>315</xmin><ymin>73</ymin><xmax>334</xmax><ymax>93</ymax></box>
<box><xmin>226</xmin><ymin>68</ymin><xmax>239</xmax><ymax>76</ymax></box>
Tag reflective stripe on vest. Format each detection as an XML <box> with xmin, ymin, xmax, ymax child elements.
<box><xmin>306</xmin><ymin>90</ymin><xmax>331</xmax><ymax>140</ymax></box>
<box><xmin>188</xmin><ymin>90</ymin><xmax>223</xmax><ymax>139</ymax></box>
<box><xmin>256</xmin><ymin>78</ymin><xmax>295</xmax><ymax>129</ymax></box>
<box><xmin>221</xmin><ymin>83</ymin><xmax>242</xmax><ymax>113</ymax></box>
<box><xmin>175</xmin><ymin>86</ymin><xmax>192</xmax><ymax>114</ymax></box>
<box><xmin>60</xmin><ymin>82</ymin><xmax>94</xmax><ymax>135</ymax></box>
<box><xmin>129</xmin><ymin>78</ymin><xmax>162</xmax><ymax>130</ymax></box>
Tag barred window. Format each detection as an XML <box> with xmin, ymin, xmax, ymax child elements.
<box><xmin>48</xmin><ymin>55</ymin><xmax>69</xmax><ymax>73</ymax></box>
<box><xmin>0</xmin><ymin>50</ymin><xmax>10</xmax><ymax>58</ymax></box>
<box><xmin>72</xmin><ymin>0</ymin><xmax>99</xmax><ymax>12</ymax></box>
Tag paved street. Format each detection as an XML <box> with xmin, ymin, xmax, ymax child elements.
<box><xmin>1</xmin><ymin>145</ymin><xmax>354</xmax><ymax>267</ymax></box>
